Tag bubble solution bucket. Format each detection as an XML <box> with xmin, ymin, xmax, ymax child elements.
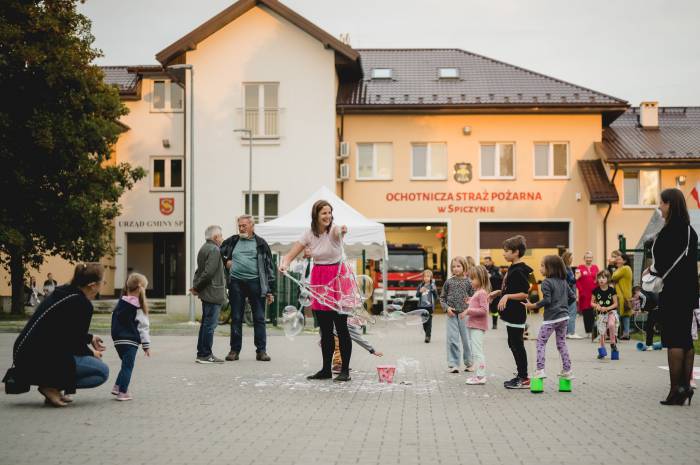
<box><xmin>636</xmin><ymin>342</ymin><xmax>647</xmax><ymax>351</ymax></box>
<box><xmin>376</xmin><ymin>365</ymin><xmax>397</xmax><ymax>383</ymax></box>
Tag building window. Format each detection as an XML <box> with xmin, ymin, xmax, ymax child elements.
<box><xmin>243</xmin><ymin>192</ymin><xmax>279</xmax><ymax>223</ymax></box>
<box><xmin>243</xmin><ymin>83</ymin><xmax>279</xmax><ymax>138</ymax></box>
<box><xmin>480</xmin><ymin>143</ymin><xmax>515</xmax><ymax>179</ymax></box>
<box><xmin>438</xmin><ymin>68</ymin><xmax>459</xmax><ymax>79</ymax></box>
<box><xmin>411</xmin><ymin>143</ymin><xmax>448</xmax><ymax>180</ymax></box>
<box><xmin>151</xmin><ymin>157</ymin><xmax>184</xmax><ymax>191</ymax></box>
<box><xmin>151</xmin><ymin>80</ymin><xmax>183</xmax><ymax>112</ymax></box>
<box><xmin>623</xmin><ymin>170</ymin><xmax>659</xmax><ymax>207</ymax></box>
<box><xmin>534</xmin><ymin>142</ymin><xmax>569</xmax><ymax>178</ymax></box>
<box><xmin>371</xmin><ymin>68</ymin><xmax>393</xmax><ymax>79</ymax></box>
<box><xmin>357</xmin><ymin>143</ymin><xmax>393</xmax><ymax>180</ymax></box>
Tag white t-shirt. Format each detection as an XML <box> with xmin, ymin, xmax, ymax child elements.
<box><xmin>299</xmin><ymin>224</ymin><xmax>343</xmax><ymax>264</ymax></box>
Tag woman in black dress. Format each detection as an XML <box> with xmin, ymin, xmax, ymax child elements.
<box><xmin>648</xmin><ymin>188</ymin><xmax>698</xmax><ymax>405</ymax></box>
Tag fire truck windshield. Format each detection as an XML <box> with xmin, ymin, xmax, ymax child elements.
<box><xmin>388</xmin><ymin>254</ymin><xmax>424</xmax><ymax>272</ymax></box>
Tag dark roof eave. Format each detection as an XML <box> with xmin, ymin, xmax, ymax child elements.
<box><xmin>337</xmin><ymin>103</ymin><xmax>629</xmax><ymax>115</ymax></box>
<box><xmin>604</xmin><ymin>158</ymin><xmax>700</xmax><ymax>165</ymax></box>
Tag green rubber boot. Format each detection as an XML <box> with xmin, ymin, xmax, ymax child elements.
<box><xmin>558</xmin><ymin>377</ymin><xmax>572</xmax><ymax>392</ymax></box>
<box><xmin>530</xmin><ymin>377</ymin><xmax>544</xmax><ymax>393</ymax></box>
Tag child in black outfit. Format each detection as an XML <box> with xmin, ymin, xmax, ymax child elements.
<box><xmin>488</xmin><ymin>235</ymin><xmax>533</xmax><ymax>389</ymax></box>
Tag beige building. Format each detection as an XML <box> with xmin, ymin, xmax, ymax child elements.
<box><xmin>4</xmin><ymin>0</ymin><xmax>699</xmax><ymax>305</ymax></box>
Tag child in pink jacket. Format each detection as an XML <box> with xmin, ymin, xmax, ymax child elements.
<box><xmin>461</xmin><ymin>265</ymin><xmax>491</xmax><ymax>385</ymax></box>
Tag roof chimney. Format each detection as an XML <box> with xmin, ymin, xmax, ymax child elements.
<box><xmin>639</xmin><ymin>101</ymin><xmax>659</xmax><ymax>129</ymax></box>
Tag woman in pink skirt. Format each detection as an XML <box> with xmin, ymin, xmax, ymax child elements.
<box><xmin>279</xmin><ymin>200</ymin><xmax>351</xmax><ymax>382</ymax></box>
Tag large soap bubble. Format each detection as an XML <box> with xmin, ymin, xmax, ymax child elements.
<box><xmin>281</xmin><ymin>305</ymin><xmax>304</xmax><ymax>339</ymax></box>
<box><xmin>298</xmin><ymin>289</ymin><xmax>312</xmax><ymax>308</ymax></box>
<box><xmin>355</xmin><ymin>274</ymin><xmax>374</xmax><ymax>299</ymax></box>
<box><xmin>403</xmin><ymin>309</ymin><xmax>431</xmax><ymax>326</ymax></box>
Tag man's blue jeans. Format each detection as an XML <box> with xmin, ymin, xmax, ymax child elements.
<box><xmin>73</xmin><ymin>355</ymin><xmax>109</xmax><ymax>389</ymax></box>
<box><xmin>229</xmin><ymin>278</ymin><xmax>267</xmax><ymax>353</ymax></box>
<box><xmin>197</xmin><ymin>301</ymin><xmax>221</xmax><ymax>357</ymax></box>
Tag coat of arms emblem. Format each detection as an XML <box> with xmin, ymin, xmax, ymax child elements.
<box><xmin>159</xmin><ymin>198</ymin><xmax>175</xmax><ymax>215</ymax></box>
<box><xmin>453</xmin><ymin>163</ymin><xmax>472</xmax><ymax>183</ymax></box>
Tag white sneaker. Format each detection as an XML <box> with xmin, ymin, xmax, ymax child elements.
<box><xmin>448</xmin><ymin>367</ymin><xmax>460</xmax><ymax>374</ymax></box>
<box><xmin>533</xmin><ymin>369</ymin><xmax>547</xmax><ymax>379</ymax></box>
<box><xmin>465</xmin><ymin>376</ymin><xmax>487</xmax><ymax>385</ymax></box>
<box><xmin>569</xmin><ymin>334</ymin><xmax>583</xmax><ymax>339</ymax></box>
<box><xmin>559</xmin><ymin>370</ymin><xmax>575</xmax><ymax>379</ymax></box>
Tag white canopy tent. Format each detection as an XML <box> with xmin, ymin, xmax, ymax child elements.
<box><xmin>256</xmin><ymin>186</ymin><xmax>387</xmax><ymax>259</ymax></box>
<box><xmin>255</xmin><ymin>186</ymin><xmax>389</xmax><ymax>311</ymax></box>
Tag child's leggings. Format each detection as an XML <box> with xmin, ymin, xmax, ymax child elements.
<box><xmin>536</xmin><ymin>320</ymin><xmax>571</xmax><ymax>372</ymax></box>
<box><xmin>468</xmin><ymin>328</ymin><xmax>486</xmax><ymax>377</ymax></box>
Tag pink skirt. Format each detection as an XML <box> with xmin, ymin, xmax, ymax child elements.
<box><xmin>310</xmin><ymin>263</ymin><xmax>353</xmax><ymax>311</ymax></box>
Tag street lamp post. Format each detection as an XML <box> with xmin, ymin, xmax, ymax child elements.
<box><xmin>168</xmin><ymin>64</ymin><xmax>195</xmax><ymax>322</ymax></box>
<box><xmin>234</xmin><ymin>128</ymin><xmax>253</xmax><ymax>218</ymax></box>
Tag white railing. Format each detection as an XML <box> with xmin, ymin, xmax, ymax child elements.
<box><xmin>244</xmin><ymin>108</ymin><xmax>279</xmax><ymax>137</ymax></box>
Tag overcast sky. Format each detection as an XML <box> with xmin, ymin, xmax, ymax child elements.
<box><xmin>80</xmin><ymin>0</ymin><xmax>700</xmax><ymax>106</ymax></box>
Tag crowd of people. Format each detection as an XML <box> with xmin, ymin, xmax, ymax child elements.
<box><xmin>4</xmin><ymin>188</ymin><xmax>698</xmax><ymax>407</ymax></box>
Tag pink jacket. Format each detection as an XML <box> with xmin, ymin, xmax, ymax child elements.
<box><xmin>466</xmin><ymin>289</ymin><xmax>489</xmax><ymax>331</ymax></box>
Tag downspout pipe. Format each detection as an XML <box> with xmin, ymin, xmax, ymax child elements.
<box><xmin>338</xmin><ymin>107</ymin><xmax>345</xmax><ymax>200</ymax></box>
<box><xmin>603</xmin><ymin>163</ymin><xmax>620</xmax><ymax>259</ymax></box>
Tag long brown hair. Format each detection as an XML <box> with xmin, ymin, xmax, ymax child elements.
<box><xmin>70</xmin><ymin>263</ymin><xmax>104</xmax><ymax>288</ymax></box>
<box><xmin>660</xmin><ymin>188</ymin><xmax>690</xmax><ymax>226</ymax></box>
<box><xmin>469</xmin><ymin>265</ymin><xmax>492</xmax><ymax>292</ymax></box>
<box><xmin>542</xmin><ymin>255</ymin><xmax>567</xmax><ymax>280</ymax></box>
<box><xmin>311</xmin><ymin>200</ymin><xmax>333</xmax><ymax>237</ymax></box>
<box><xmin>123</xmin><ymin>273</ymin><xmax>149</xmax><ymax>315</ymax></box>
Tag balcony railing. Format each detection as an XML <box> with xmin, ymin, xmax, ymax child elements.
<box><xmin>244</xmin><ymin>108</ymin><xmax>279</xmax><ymax>137</ymax></box>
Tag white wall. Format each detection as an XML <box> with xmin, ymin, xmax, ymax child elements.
<box><xmin>113</xmin><ymin>79</ymin><xmax>185</xmax><ymax>288</ymax></box>
<box><xmin>185</xmin><ymin>5</ymin><xmax>337</xmax><ymax>254</ymax></box>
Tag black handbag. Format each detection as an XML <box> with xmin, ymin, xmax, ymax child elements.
<box><xmin>2</xmin><ymin>366</ymin><xmax>30</xmax><ymax>394</ymax></box>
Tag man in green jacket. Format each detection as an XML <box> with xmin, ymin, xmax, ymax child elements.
<box><xmin>190</xmin><ymin>225</ymin><xmax>228</xmax><ymax>363</ymax></box>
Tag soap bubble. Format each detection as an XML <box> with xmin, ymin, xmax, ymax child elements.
<box><xmin>281</xmin><ymin>305</ymin><xmax>304</xmax><ymax>338</ymax></box>
<box><xmin>397</xmin><ymin>357</ymin><xmax>421</xmax><ymax>374</ymax></box>
<box><xmin>403</xmin><ymin>309</ymin><xmax>430</xmax><ymax>326</ymax></box>
<box><xmin>298</xmin><ymin>289</ymin><xmax>312</xmax><ymax>307</ymax></box>
<box><xmin>355</xmin><ymin>274</ymin><xmax>374</xmax><ymax>299</ymax></box>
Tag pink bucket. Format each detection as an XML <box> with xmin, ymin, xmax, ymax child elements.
<box><xmin>376</xmin><ymin>365</ymin><xmax>397</xmax><ymax>383</ymax></box>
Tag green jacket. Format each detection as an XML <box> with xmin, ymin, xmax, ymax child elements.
<box><xmin>192</xmin><ymin>240</ymin><xmax>227</xmax><ymax>305</ymax></box>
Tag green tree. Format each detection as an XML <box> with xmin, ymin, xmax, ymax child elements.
<box><xmin>0</xmin><ymin>1</ymin><xmax>145</xmax><ymax>314</ymax></box>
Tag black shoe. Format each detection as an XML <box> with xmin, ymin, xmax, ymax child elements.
<box><xmin>660</xmin><ymin>386</ymin><xmax>688</xmax><ymax>405</ymax></box>
<box><xmin>424</xmin><ymin>335</ymin><xmax>431</xmax><ymax>343</ymax></box>
<box><xmin>225</xmin><ymin>351</ymin><xmax>239</xmax><ymax>361</ymax></box>
<box><xmin>306</xmin><ymin>371</ymin><xmax>332</xmax><ymax>380</ymax></box>
<box><xmin>256</xmin><ymin>352</ymin><xmax>271</xmax><ymax>361</ymax></box>
<box><xmin>333</xmin><ymin>372</ymin><xmax>351</xmax><ymax>382</ymax></box>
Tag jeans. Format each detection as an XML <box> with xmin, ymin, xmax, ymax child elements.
<box><xmin>566</xmin><ymin>302</ymin><xmax>578</xmax><ymax>335</ymax></box>
<box><xmin>115</xmin><ymin>345</ymin><xmax>138</xmax><ymax>393</ymax></box>
<box><xmin>536</xmin><ymin>320</ymin><xmax>571</xmax><ymax>372</ymax></box>
<box><xmin>315</xmin><ymin>310</ymin><xmax>351</xmax><ymax>374</ymax></box>
<box><xmin>506</xmin><ymin>325</ymin><xmax>528</xmax><ymax>379</ymax></box>
<box><xmin>229</xmin><ymin>278</ymin><xmax>267</xmax><ymax>353</ymax></box>
<box><xmin>468</xmin><ymin>328</ymin><xmax>486</xmax><ymax>377</ymax></box>
<box><xmin>73</xmin><ymin>355</ymin><xmax>109</xmax><ymax>389</ymax></box>
<box><xmin>196</xmin><ymin>301</ymin><xmax>221</xmax><ymax>357</ymax></box>
<box><xmin>446</xmin><ymin>313</ymin><xmax>471</xmax><ymax>367</ymax></box>
<box><xmin>621</xmin><ymin>315</ymin><xmax>631</xmax><ymax>336</ymax></box>
<box><xmin>417</xmin><ymin>307</ymin><xmax>432</xmax><ymax>337</ymax></box>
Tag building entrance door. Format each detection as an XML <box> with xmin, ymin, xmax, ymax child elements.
<box><xmin>152</xmin><ymin>233</ymin><xmax>185</xmax><ymax>297</ymax></box>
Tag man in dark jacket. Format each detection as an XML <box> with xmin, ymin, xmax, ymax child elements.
<box><xmin>191</xmin><ymin>225</ymin><xmax>228</xmax><ymax>364</ymax></box>
<box><xmin>219</xmin><ymin>215</ymin><xmax>276</xmax><ymax>362</ymax></box>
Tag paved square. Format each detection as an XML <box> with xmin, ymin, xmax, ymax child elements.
<box><xmin>1</xmin><ymin>314</ymin><xmax>697</xmax><ymax>465</ymax></box>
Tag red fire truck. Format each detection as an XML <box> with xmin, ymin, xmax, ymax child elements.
<box><xmin>372</xmin><ymin>244</ymin><xmax>430</xmax><ymax>313</ymax></box>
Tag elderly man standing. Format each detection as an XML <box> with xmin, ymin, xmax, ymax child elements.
<box><xmin>190</xmin><ymin>225</ymin><xmax>228</xmax><ymax>364</ymax></box>
<box><xmin>220</xmin><ymin>215</ymin><xmax>275</xmax><ymax>362</ymax></box>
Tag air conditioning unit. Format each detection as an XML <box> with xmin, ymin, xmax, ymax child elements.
<box><xmin>338</xmin><ymin>163</ymin><xmax>350</xmax><ymax>181</ymax></box>
<box><xmin>337</xmin><ymin>141</ymin><xmax>349</xmax><ymax>159</ymax></box>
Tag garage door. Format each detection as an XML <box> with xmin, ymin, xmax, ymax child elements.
<box><xmin>479</xmin><ymin>222</ymin><xmax>569</xmax><ymax>249</ymax></box>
